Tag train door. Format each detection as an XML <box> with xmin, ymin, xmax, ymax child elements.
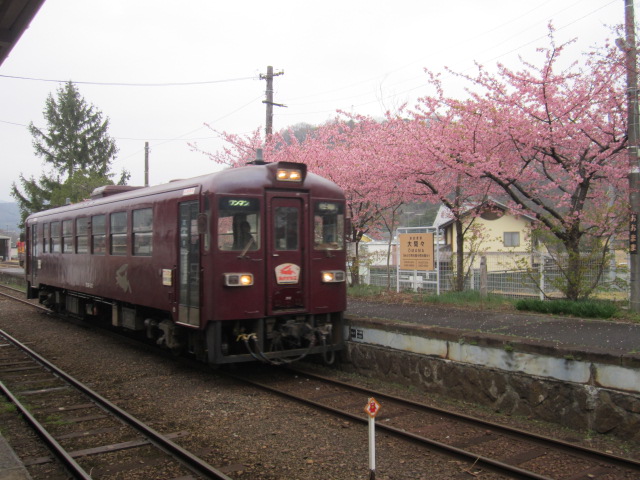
<box><xmin>266</xmin><ymin>193</ymin><xmax>308</xmax><ymax>314</ymax></box>
<box><xmin>178</xmin><ymin>201</ymin><xmax>200</xmax><ymax>326</ymax></box>
<box><xmin>29</xmin><ymin>223</ymin><xmax>38</xmax><ymax>286</ymax></box>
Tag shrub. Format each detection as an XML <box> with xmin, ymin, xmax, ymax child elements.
<box><xmin>515</xmin><ymin>298</ymin><xmax>618</xmax><ymax>319</ymax></box>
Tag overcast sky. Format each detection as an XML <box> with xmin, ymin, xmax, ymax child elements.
<box><xmin>0</xmin><ymin>0</ymin><xmax>626</xmax><ymax>203</ymax></box>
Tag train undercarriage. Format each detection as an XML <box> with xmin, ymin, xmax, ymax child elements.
<box><xmin>32</xmin><ymin>284</ymin><xmax>344</xmax><ymax>366</ymax></box>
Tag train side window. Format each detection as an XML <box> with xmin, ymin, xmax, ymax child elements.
<box><xmin>133</xmin><ymin>208</ymin><xmax>153</xmax><ymax>256</ymax></box>
<box><xmin>43</xmin><ymin>223</ymin><xmax>49</xmax><ymax>253</ymax></box>
<box><xmin>62</xmin><ymin>220</ymin><xmax>73</xmax><ymax>253</ymax></box>
<box><xmin>110</xmin><ymin>212</ymin><xmax>128</xmax><ymax>256</ymax></box>
<box><xmin>51</xmin><ymin>221</ymin><xmax>61</xmax><ymax>253</ymax></box>
<box><xmin>314</xmin><ymin>202</ymin><xmax>345</xmax><ymax>250</ymax></box>
<box><xmin>76</xmin><ymin>217</ymin><xmax>88</xmax><ymax>253</ymax></box>
<box><xmin>92</xmin><ymin>215</ymin><xmax>106</xmax><ymax>255</ymax></box>
<box><xmin>217</xmin><ymin>197</ymin><xmax>260</xmax><ymax>251</ymax></box>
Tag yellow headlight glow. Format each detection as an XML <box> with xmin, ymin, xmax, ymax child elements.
<box><xmin>224</xmin><ymin>273</ymin><xmax>254</xmax><ymax>287</ymax></box>
<box><xmin>322</xmin><ymin>272</ymin><xmax>335</xmax><ymax>283</ymax></box>
<box><xmin>276</xmin><ymin>168</ymin><xmax>303</xmax><ymax>182</ymax></box>
<box><xmin>321</xmin><ymin>270</ymin><xmax>346</xmax><ymax>283</ymax></box>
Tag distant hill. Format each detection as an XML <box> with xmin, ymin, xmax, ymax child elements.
<box><xmin>0</xmin><ymin>202</ymin><xmax>20</xmax><ymax>236</ymax></box>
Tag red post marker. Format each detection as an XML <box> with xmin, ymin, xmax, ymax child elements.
<box><xmin>364</xmin><ymin>397</ymin><xmax>381</xmax><ymax>418</ymax></box>
<box><xmin>364</xmin><ymin>397</ymin><xmax>381</xmax><ymax>479</ymax></box>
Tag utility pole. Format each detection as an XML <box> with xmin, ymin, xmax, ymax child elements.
<box><xmin>144</xmin><ymin>141</ymin><xmax>149</xmax><ymax>187</ymax></box>
<box><xmin>260</xmin><ymin>66</ymin><xmax>285</xmax><ymax>138</ymax></box>
<box><xmin>622</xmin><ymin>0</ymin><xmax>640</xmax><ymax>312</ymax></box>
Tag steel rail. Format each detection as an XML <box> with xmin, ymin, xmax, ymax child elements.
<box><xmin>223</xmin><ymin>369</ymin><xmax>553</xmax><ymax>480</ymax></box>
<box><xmin>0</xmin><ymin>329</ymin><xmax>233</xmax><ymax>480</ymax></box>
<box><xmin>288</xmin><ymin>367</ymin><xmax>640</xmax><ymax>472</ymax></box>
<box><xmin>0</xmin><ymin>287</ymin><xmax>48</xmax><ymax>313</ymax></box>
<box><xmin>0</xmin><ymin>381</ymin><xmax>92</xmax><ymax>479</ymax></box>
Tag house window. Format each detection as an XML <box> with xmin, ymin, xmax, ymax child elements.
<box><xmin>504</xmin><ymin>232</ymin><xmax>520</xmax><ymax>247</ymax></box>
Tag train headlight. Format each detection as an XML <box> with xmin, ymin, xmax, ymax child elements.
<box><xmin>224</xmin><ymin>273</ymin><xmax>254</xmax><ymax>287</ymax></box>
<box><xmin>321</xmin><ymin>270</ymin><xmax>345</xmax><ymax>283</ymax></box>
<box><xmin>276</xmin><ymin>168</ymin><xmax>303</xmax><ymax>182</ymax></box>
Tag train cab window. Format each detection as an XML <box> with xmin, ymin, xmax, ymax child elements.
<box><xmin>92</xmin><ymin>215</ymin><xmax>106</xmax><ymax>255</ymax></box>
<box><xmin>110</xmin><ymin>212</ymin><xmax>128</xmax><ymax>256</ymax></box>
<box><xmin>76</xmin><ymin>217</ymin><xmax>88</xmax><ymax>253</ymax></box>
<box><xmin>218</xmin><ymin>197</ymin><xmax>260</xmax><ymax>251</ymax></box>
<box><xmin>314</xmin><ymin>202</ymin><xmax>345</xmax><ymax>250</ymax></box>
<box><xmin>133</xmin><ymin>208</ymin><xmax>153</xmax><ymax>256</ymax></box>
<box><xmin>43</xmin><ymin>223</ymin><xmax>49</xmax><ymax>253</ymax></box>
<box><xmin>275</xmin><ymin>207</ymin><xmax>299</xmax><ymax>251</ymax></box>
<box><xmin>51</xmin><ymin>221</ymin><xmax>61</xmax><ymax>253</ymax></box>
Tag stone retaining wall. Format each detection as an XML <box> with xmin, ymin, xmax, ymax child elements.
<box><xmin>342</xmin><ymin>328</ymin><xmax>640</xmax><ymax>442</ymax></box>
<box><xmin>0</xmin><ymin>271</ymin><xmax>25</xmax><ymax>288</ymax></box>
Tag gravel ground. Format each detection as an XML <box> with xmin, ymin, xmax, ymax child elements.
<box><xmin>1</xmin><ymin>296</ymin><xmax>639</xmax><ymax>479</ymax></box>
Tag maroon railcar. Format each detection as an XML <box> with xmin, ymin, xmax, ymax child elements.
<box><xmin>24</xmin><ymin>161</ymin><xmax>346</xmax><ymax>364</ymax></box>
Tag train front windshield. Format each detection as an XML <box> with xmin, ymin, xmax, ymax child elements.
<box><xmin>218</xmin><ymin>198</ymin><xmax>260</xmax><ymax>251</ymax></box>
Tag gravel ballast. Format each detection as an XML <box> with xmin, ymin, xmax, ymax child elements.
<box><xmin>1</xmin><ymin>296</ymin><xmax>638</xmax><ymax>479</ymax></box>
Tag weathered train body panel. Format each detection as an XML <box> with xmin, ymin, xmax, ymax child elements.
<box><xmin>24</xmin><ymin>161</ymin><xmax>347</xmax><ymax>364</ymax></box>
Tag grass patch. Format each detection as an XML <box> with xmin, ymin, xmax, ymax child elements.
<box><xmin>1</xmin><ymin>399</ymin><xmax>17</xmax><ymax>414</ymax></box>
<box><xmin>411</xmin><ymin>290</ymin><xmax>515</xmax><ymax>309</ymax></box>
<box><xmin>515</xmin><ymin>298</ymin><xmax>619</xmax><ymax>319</ymax></box>
<box><xmin>348</xmin><ymin>286</ymin><xmax>516</xmax><ymax>310</ymax></box>
<box><xmin>348</xmin><ymin>284</ymin><xmax>388</xmax><ymax>298</ymax></box>
<box><xmin>43</xmin><ymin>414</ymin><xmax>69</xmax><ymax>426</ymax></box>
<box><xmin>348</xmin><ymin>285</ymin><xmax>640</xmax><ymax>322</ymax></box>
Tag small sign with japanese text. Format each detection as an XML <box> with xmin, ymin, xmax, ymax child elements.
<box><xmin>399</xmin><ymin>233</ymin><xmax>434</xmax><ymax>270</ymax></box>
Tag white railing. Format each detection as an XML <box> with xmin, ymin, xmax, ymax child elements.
<box><xmin>361</xmin><ymin>251</ymin><xmax>628</xmax><ymax>301</ymax></box>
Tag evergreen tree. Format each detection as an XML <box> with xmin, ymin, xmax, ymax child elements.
<box><xmin>11</xmin><ymin>81</ymin><xmax>128</xmax><ymax>225</ymax></box>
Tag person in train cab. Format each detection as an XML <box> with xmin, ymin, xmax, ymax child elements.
<box><xmin>236</xmin><ymin>220</ymin><xmax>256</xmax><ymax>251</ymax></box>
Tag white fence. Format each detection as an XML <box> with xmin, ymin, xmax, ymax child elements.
<box><xmin>360</xmin><ymin>251</ymin><xmax>629</xmax><ymax>301</ymax></box>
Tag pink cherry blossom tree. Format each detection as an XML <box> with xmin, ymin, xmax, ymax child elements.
<box><xmin>385</xmin><ymin>103</ymin><xmax>505</xmax><ymax>291</ymax></box>
<box><xmin>408</xmin><ymin>29</ymin><xmax>628</xmax><ymax>300</ymax></box>
<box><xmin>195</xmin><ymin>117</ymin><xmax>414</xmax><ymax>286</ymax></box>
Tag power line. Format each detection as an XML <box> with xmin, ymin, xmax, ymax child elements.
<box><xmin>0</xmin><ymin>74</ymin><xmax>257</xmax><ymax>87</ymax></box>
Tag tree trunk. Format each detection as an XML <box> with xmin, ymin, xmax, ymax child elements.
<box><xmin>455</xmin><ymin>219</ymin><xmax>465</xmax><ymax>291</ymax></box>
<box><xmin>564</xmin><ymin>236</ymin><xmax>582</xmax><ymax>301</ymax></box>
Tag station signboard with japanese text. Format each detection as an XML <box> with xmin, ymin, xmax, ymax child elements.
<box><xmin>399</xmin><ymin>233</ymin><xmax>434</xmax><ymax>270</ymax></box>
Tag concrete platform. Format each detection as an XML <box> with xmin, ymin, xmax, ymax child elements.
<box><xmin>344</xmin><ymin>299</ymin><xmax>640</xmax><ymax>441</ymax></box>
<box><xmin>0</xmin><ymin>433</ymin><xmax>31</xmax><ymax>480</ymax></box>
<box><xmin>346</xmin><ymin>298</ymin><xmax>640</xmax><ymax>357</ymax></box>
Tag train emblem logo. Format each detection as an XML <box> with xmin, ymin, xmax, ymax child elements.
<box><xmin>275</xmin><ymin>263</ymin><xmax>300</xmax><ymax>284</ymax></box>
<box><xmin>115</xmin><ymin>264</ymin><xmax>132</xmax><ymax>293</ymax></box>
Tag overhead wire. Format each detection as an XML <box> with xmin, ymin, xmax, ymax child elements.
<box><xmin>276</xmin><ymin>0</ymin><xmax>621</xmax><ymax>119</ymax></box>
<box><xmin>0</xmin><ymin>1</ymin><xmax>624</xmax><ymax>135</ymax></box>
<box><xmin>0</xmin><ymin>73</ymin><xmax>258</xmax><ymax>86</ymax></box>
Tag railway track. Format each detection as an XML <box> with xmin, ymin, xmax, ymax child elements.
<box><xmin>3</xmin><ymin>283</ymin><xmax>640</xmax><ymax>478</ymax></box>
<box><xmin>228</xmin><ymin>366</ymin><xmax>640</xmax><ymax>480</ymax></box>
<box><xmin>0</xmin><ymin>328</ymin><xmax>232</xmax><ymax>480</ymax></box>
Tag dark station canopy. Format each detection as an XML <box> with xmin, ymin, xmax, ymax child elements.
<box><xmin>0</xmin><ymin>0</ymin><xmax>46</xmax><ymax>66</ymax></box>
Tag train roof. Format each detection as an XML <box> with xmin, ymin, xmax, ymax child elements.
<box><xmin>26</xmin><ymin>161</ymin><xmax>344</xmax><ymax>222</ymax></box>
